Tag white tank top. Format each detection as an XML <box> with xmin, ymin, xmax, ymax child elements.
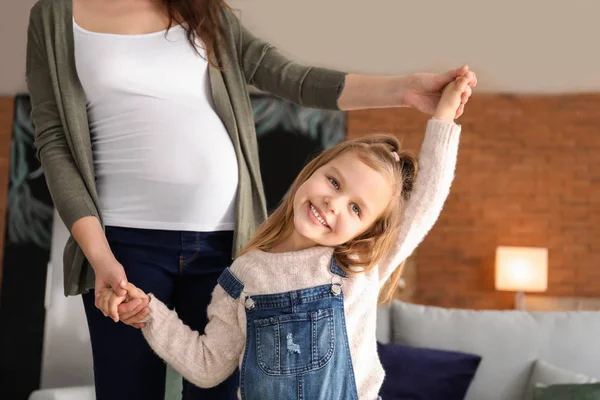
<box><xmin>73</xmin><ymin>20</ymin><xmax>238</xmax><ymax>232</ymax></box>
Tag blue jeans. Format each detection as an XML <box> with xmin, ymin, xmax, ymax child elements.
<box><xmin>82</xmin><ymin>227</ymin><xmax>239</xmax><ymax>400</ymax></box>
<box><xmin>218</xmin><ymin>257</ymin><xmax>359</xmax><ymax>399</ymax></box>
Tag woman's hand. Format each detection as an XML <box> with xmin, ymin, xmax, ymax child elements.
<box><xmin>336</xmin><ymin>65</ymin><xmax>476</xmax><ymax>112</ymax></box>
<box><xmin>91</xmin><ymin>255</ymin><xmax>129</xmax><ymax>322</ymax></box>
<box><xmin>93</xmin><ymin>273</ymin><xmax>150</xmax><ymax>328</ymax></box>
<box><xmin>118</xmin><ymin>282</ymin><xmax>150</xmax><ymax>329</ymax></box>
<box><xmin>70</xmin><ymin>216</ymin><xmax>134</xmax><ymax>323</ymax></box>
<box><xmin>402</xmin><ymin>65</ymin><xmax>476</xmax><ymax>118</ymax></box>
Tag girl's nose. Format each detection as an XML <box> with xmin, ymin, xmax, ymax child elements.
<box><xmin>325</xmin><ymin>197</ymin><xmax>341</xmax><ymax>215</ymax></box>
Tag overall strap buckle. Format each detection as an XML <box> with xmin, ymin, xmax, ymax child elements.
<box><xmin>330</xmin><ymin>256</ymin><xmax>347</xmax><ymax>296</ymax></box>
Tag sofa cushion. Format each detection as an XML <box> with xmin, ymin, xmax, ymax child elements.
<box><xmin>376</xmin><ymin>305</ymin><xmax>392</xmax><ymax>343</ymax></box>
<box><xmin>532</xmin><ymin>383</ymin><xmax>600</xmax><ymax>400</ymax></box>
<box><xmin>377</xmin><ymin>341</ymin><xmax>481</xmax><ymax>400</ymax></box>
<box><xmin>388</xmin><ymin>301</ymin><xmax>600</xmax><ymax>400</ymax></box>
<box><xmin>526</xmin><ymin>360</ymin><xmax>598</xmax><ymax>400</ymax></box>
<box><xmin>28</xmin><ymin>386</ymin><xmax>95</xmax><ymax>400</ymax></box>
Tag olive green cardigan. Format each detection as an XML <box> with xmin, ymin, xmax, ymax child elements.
<box><xmin>26</xmin><ymin>0</ymin><xmax>346</xmax><ymax>296</ymax></box>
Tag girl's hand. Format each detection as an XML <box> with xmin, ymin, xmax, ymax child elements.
<box><xmin>95</xmin><ymin>287</ymin><xmax>127</xmax><ymax>323</ymax></box>
<box><xmin>118</xmin><ymin>282</ymin><xmax>150</xmax><ymax>329</ymax></box>
<box><xmin>433</xmin><ymin>76</ymin><xmax>472</xmax><ymax>122</ymax></box>
<box><xmin>402</xmin><ymin>65</ymin><xmax>476</xmax><ymax>117</ymax></box>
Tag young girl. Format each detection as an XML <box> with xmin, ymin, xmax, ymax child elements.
<box><xmin>98</xmin><ymin>75</ymin><xmax>470</xmax><ymax>399</ymax></box>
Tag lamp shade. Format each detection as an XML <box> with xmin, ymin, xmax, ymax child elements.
<box><xmin>495</xmin><ymin>246</ymin><xmax>548</xmax><ymax>292</ymax></box>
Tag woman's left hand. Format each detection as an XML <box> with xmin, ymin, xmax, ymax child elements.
<box><xmin>402</xmin><ymin>65</ymin><xmax>477</xmax><ymax>118</ymax></box>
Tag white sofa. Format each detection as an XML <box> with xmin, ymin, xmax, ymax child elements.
<box><xmin>376</xmin><ymin>300</ymin><xmax>600</xmax><ymax>400</ymax></box>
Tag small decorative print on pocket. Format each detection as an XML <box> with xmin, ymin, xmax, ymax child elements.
<box><xmin>286</xmin><ymin>333</ymin><xmax>301</xmax><ymax>355</ymax></box>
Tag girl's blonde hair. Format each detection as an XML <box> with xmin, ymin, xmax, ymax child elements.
<box><xmin>239</xmin><ymin>134</ymin><xmax>418</xmax><ymax>304</ymax></box>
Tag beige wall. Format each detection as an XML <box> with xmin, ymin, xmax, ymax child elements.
<box><xmin>2</xmin><ymin>0</ymin><xmax>599</xmax><ymax>95</ymax></box>
<box><xmin>1</xmin><ymin>0</ymin><xmax>38</xmax><ymax>95</ymax></box>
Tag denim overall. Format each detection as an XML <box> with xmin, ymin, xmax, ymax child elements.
<box><xmin>218</xmin><ymin>257</ymin><xmax>359</xmax><ymax>400</ymax></box>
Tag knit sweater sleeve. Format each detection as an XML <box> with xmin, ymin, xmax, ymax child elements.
<box><xmin>378</xmin><ymin>119</ymin><xmax>461</xmax><ymax>284</ymax></box>
<box><xmin>141</xmin><ymin>285</ymin><xmax>244</xmax><ymax>388</ymax></box>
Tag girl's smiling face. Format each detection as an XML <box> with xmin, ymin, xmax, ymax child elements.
<box><xmin>290</xmin><ymin>151</ymin><xmax>393</xmax><ymax>250</ymax></box>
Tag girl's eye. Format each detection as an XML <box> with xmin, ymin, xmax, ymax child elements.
<box><xmin>351</xmin><ymin>203</ymin><xmax>361</xmax><ymax>216</ymax></box>
<box><xmin>328</xmin><ymin>177</ymin><xmax>340</xmax><ymax>190</ymax></box>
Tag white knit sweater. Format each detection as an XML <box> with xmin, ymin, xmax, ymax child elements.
<box><xmin>142</xmin><ymin>118</ymin><xmax>461</xmax><ymax>399</ymax></box>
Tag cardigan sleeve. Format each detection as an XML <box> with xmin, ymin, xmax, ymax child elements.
<box><xmin>26</xmin><ymin>8</ymin><xmax>100</xmax><ymax>230</ymax></box>
<box><xmin>227</xmin><ymin>9</ymin><xmax>347</xmax><ymax>110</ymax></box>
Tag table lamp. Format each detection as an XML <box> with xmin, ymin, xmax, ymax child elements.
<box><xmin>495</xmin><ymin>246</ymin><xmax>548</xmax><ymax>310</ymax></box>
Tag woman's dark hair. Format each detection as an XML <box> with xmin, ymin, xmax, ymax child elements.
<box><xmin>164</xmin><ymin>0</ymin><xmax>231</xmax><ymax>68</ymax></box>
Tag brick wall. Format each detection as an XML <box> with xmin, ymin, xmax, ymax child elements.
<box><xmin>348</xmin><ymin>94</ymin><xmax>600</xmax><ymax>310</ymax></box>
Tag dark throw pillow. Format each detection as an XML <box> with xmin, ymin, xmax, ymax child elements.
<box><xmin>377</xmin><ymin>341</ymin><xmax>482</xmax><ymax>400</ymax></box>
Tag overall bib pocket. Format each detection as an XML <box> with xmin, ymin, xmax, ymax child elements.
<box><xmin>254</xmin><ymin>308</ymin><xmax>335</xmax><ymax>375</ymax></box>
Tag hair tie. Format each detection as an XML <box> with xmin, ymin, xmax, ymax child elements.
<box><xmin>391</xmin><ymin>151</ymin><xmax>400</xmax><ymax>162</ymax></box>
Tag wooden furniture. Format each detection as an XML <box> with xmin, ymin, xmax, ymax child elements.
<box><xmin>0</xmin><ymin>97</ymin><xmax>15</xmax><ymax>293</ymax></box>
<box><xmin>524</xmin><ymin>294</ymin><xmax>600</xmax><ymax>311</ymax></box>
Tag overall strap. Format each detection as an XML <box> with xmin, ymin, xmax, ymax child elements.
<box><xmin>329</xmin><ymin>256</ymin><xmax>348</xmax><ymax>278</ymax></box>
<box><xmin>217</xmin><ymin>267</ymin><xmax>245</xmax><ymax>300</ymax></box>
